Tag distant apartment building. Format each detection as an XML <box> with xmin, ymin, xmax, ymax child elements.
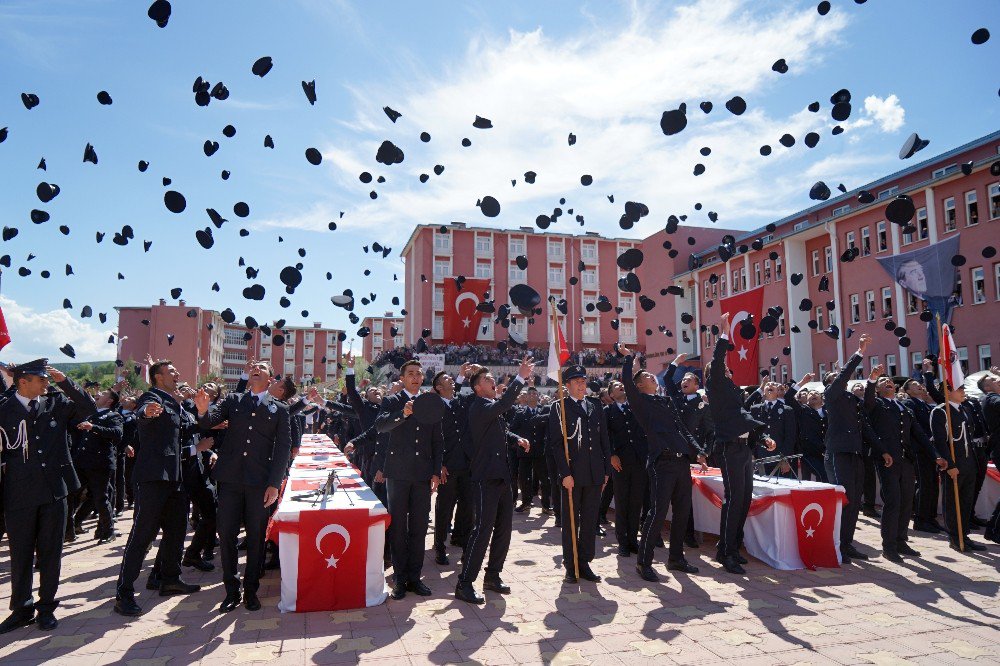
<box><xmin>361</xmin><ymin>313</ymin><xmax>405</xmax><ymax>360</ymax></box>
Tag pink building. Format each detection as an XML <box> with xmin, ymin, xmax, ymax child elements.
<box><xmin>400</xmin><ymin>223</ymin><xmax>735</xmax><ymax>354</ymax></box>
<box><xmin>658</xmin><ymin>130</ymin><xmax>1000</xmax><ymax>381</ymax></box>
<box><xmin>361</xmin><ymin>313</ymin><xmax>405</xmax><ymax>361</ymax></box>
<box><xmin>257</xmin><ymin>322</ymin><xmax>344</xmax><ymax>388</ymax></box>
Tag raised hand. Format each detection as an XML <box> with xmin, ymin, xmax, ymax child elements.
<box><xmin>674</xmin><ymin>352</ymin><xmax>688</xmax><ymax>365</ymax></box>
<box><xmin>869</xmin><ymin>364</ymin><xmax>885</xmax><ymax>381</ymax></box>
<box><xmin>46</xmin><ymin>366</ymin><xmax>66</xmax><ymax>383</ymax></box>
<box><xmin>142</xmin><ymin>401</ymin><xmax>164</xmax><ymax>418</ymax></box>
<box><xmin>720</xmin><ymin>312</ymin><xmax>730</xmax><ymax>331</ymax></box>
<box><xmin>798</xmin><ymin>372</ymin><xmax>815</xmax><ymax>386</ymax></box>
<box><xmin>618</xmin><ymin>344</ymin><xmax>632</xmax><ymax>357</ymax></box>
<box><xmin>857</xmin><ymin>333</ymin><xmax>872</xmax><ymax>356</ymax></box>
<box><xmin>194</xmin><ymin>388</ymin><xmax>211</xmax><ymax>415</ymax></box>
<box><xmin>403</xmin><ymin>400</ymin><xmax>414</xmax><ymax>418</ymax></box>
<box><xmin>518</xmin><ymin>355</ymin><xmax>535</xmax><ymax>380</ymax></box>
<box><xmin>343</xmin><ymin>352</ymin><xmax>355</xmax><ymax>368</ymax></box>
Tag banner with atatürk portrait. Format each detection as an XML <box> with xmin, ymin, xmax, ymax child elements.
<box><xmin>876</xmin><ymin>234</ymin><xmax>960</xmax><ymax>355</ymax></box>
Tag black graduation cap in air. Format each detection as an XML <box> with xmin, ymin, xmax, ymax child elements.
<box><xmin>898</xmin><ymin>132</ymin><xmax>929</xmax><ymax>160</ymax></box>
<box><xmin>60</xmin><ymin>343</ymin><xmax>76</xmax><ymax>358</ymax></box>
<box><xmin>509</xmin><ymin>284</ymin><xmax>540</xmax><ymax>314</ymax></box>
<box><xmin>885</xmin><ymin>195</ymin><xmax>915</xmax><ymax>225</ymax></box>
<box><xmin>473</xmin><ymin>115</ymin><xmax>493</xmax><ymax>129</ymax></box>
<box><xmin>252</xmin><ymin>56</ymin><xmax>273</xmax><ymax>77</ymax></box>
<box><xmin>302</xmin><ymin>80</ymin><xmax>317</xmax><ymax>105</ymax></box>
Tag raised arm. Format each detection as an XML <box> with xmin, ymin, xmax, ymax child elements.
<box><xmin>826</xmin><ymin>334</ymin><xmax>869</xmax><ymax>400</ymax></box>
<box><xmin>195</xmin><ymin>391</ymin><xmax>233</xmax><ymax>428</ymax></box>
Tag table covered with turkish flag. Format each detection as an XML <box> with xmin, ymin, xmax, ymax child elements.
<box><xmin>975</xmin><ymin>463</ymin><xmax>999</xmax><ymax>518</ymax></box>
<box><xmin>271</xmin><ymin>435</ymin><xmax>389</xmax><ymax>613</ymax></box>
<box><xmin>690</xmin><ymin>468</ymin><xmax>847</xmax><ymax>570</ymax></box>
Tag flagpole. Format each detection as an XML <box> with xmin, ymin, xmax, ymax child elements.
<box><xmin>937</xmin><ymin>314</ymin><xmax>965</xmax><ymax>551</ymax></box>
<box><xmin>549</xmin><ymin>298</ymin><xmax>579</xmax><ymax>579</ymax></box>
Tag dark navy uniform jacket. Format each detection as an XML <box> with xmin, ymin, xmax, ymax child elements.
<box><xmin>72</xmin><ymin>408</ymin><xmax>124</xmax><ymax>470</ymax></box>
<box><xmin>374</xmin><ymin>391</ymin><xmax>444</xmax><ymax>482</ymax></box>
<box><xmin>863</xmin><ymin>383</ymin><xmax>935</xmax><ymax>463</ymax></box>
<box><xmin>604</xmin><ymin>401</ymin><xmax>648</xmax><ymax>464</ymax></box>
<box><xmin>466</xmin><ymin>380</ymin><xmax>524</xmax><ymax>482</ymax></box>
<box><xmin>547</xmin><ymin>396</ymin><xmax>612</xmax><ymax>486</ymax></box>
<box><xmin>198</xmin><ymin>391</ymin><xmax>292</xmax><ymax>489</ymax></box>
<box><xmin>622</xmin><ymin>355</ymin><xmax>703</xmax><ymax>463</ymax></box>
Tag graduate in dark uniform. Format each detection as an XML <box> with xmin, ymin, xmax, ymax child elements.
<box><xmin>961</xmin><ymin>394</ymin><xmax>991</xmax><ymax>527</ymax></box>
<box><xmin>746</xmin><ymin>380</ymin><xmax>798</xmax><ymax>474</ymax></box>
<box><xmin>604</xmin><ymin>380</ymin><xmax>648</xmax><ymax>558</ymax></box>
<box><xmin>901</xmin><ymin>370</ymin><xmax>943</xmax><ymax>533</ymax></box>
<box><xmin>864</xmin><ymin>365</ymin><xmax>947</xmax><ymax>561</ymax></box>
<box><xmin>455</xmin><ymin>358</ymin><xmax>532</xmax><ymax>603</ymax></box>
<box><xmin>71</xmin><ymin>388</ymin><xmax>124</xmax><ymax>542</ymax></box>
<box><xmin>114</xmin><ymin>360</ymin><xmax>206</xmax><ymax>617</ymax></box>
<box><xmin>549</xmin><ymin>364</ymin><xmax>612</xmax><ymax>584</ymax></box>
<box><xmin>704</xmin><ymin>317</ymin><xmax>774</xmax><ymax>574</ymax></box>
<box><xmin>977</xmin><ymin>369</ymin><xmax>1000</xmax><ymax>543</ymax></box>
<box><xmin>784</xmin><ymin>388</ymin><xmax>828</xmax><ymax>482</ymax></box>
<box><xmin>511</xmin><ymin>387</ymin><xmax>551</xmax><ymax>515</ymax></box>
<box><xmin>119</xmin><ymin>395</ymin><xmax>139</xmax><ymax>510</ymax></box>
<box><xmin>931</xmin><ymin>383</ymin><xmax>988</xmax><ymax>553</ymax></box>
<box><xmin>432</xmin><ymin>364</ymin><xmax>475</xmax><ymax>565</ymax></box>
<box><xmin>822</xmin><ymin>334</ymin><xmax>892</xmax><ymax>564</ymax></box>
<box><xmin>373</xmin><ymin>359</ymin><xmax>444</xmax><ymax>600</ymax></box>
<box><xmin>0</xmin><ymin>360</ymin><xmax>96</xmax><ymax>634</ymax></box>
<box><xmin>195</xmin><ymin>361</ymin><xmax>292</xmax><ymax>612</ymax></box>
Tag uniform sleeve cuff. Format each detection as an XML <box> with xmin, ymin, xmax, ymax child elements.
<box><xmin>346</xmin><ymin>368</ymin><xmax>355</xmax><ymax>376</ymax></box>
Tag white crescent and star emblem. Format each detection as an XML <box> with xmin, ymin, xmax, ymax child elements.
<box><xmin>799</xmin><ymin>502</ymin><xmax>824</xmax><ymax>538</ymax></box>
<box><xmin>454</xmin><ymin>292</ymin><xmax>479</xmax><ymax>328</ymax></box>
<box><xmin>315</xmin><ymin>523</ymin><xmax>351</xmax><ymax>568</ymax></box>
<box><xmin>730</xmin><ymin>310</ymin><xmax>750</xmax><ymax>362</ymax></box>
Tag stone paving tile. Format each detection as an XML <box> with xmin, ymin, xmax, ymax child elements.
<box><xmin>2</xmin><ymin>508</ymin><xmax>998</xmax><ymax>665</ymax></box>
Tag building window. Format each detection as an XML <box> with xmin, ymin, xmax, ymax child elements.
<box><xmin>886</xmin><ymin>354</ymin><xmax>898</xmax><ymax>377</ymax></box>
<box><xmin>720</xmin><ymin>275</ymin><xmax>727</xmax><ymax>297</ymax></box>
<box><xmin>917</xmin><ymin>207</ymin><xmax>929</xmax><ymax>239</ymax></box>
<box><xmin>972</xmin><ymin>266</ymin><xmax>986</xmax><ymax>304</ymax></box>
<box><xmin>703</xmin><ymin>280</ymin><xmax>710</xmax><ymax>301</ymax></box>
<box><xmin>850</xmin><ymin>294</ymin><xmax>860</xmax><ymax>324</ymax></box>
<box><xmin>877</xmin><ymin>186</ymin><xmax>899</xmax><ymax>200</ymax></box>
<box><xmin>432</xmin><ymin>315</ymin><xmax>443</xmax><ymax>338</ymax></box>
<box><xmin>865</xmin><ymin>290</ymin><xmax>876</xmax><ymax>321</ymax></box>
<box><xmin>547</xmin><ymin>239</ymin><xmax>565</xmax><ymax>260</ymax></box>
<box><xmin>433</xmin><ymin>259</ymin><xmax>451</xmax><ymax>278</ymax></box>
<box><xmin>979</xmin><ymin>345</ymin><xmax>992</xmax><ymax>371</ymax></box>
<box><xmin>824</xmin><ymin>246</ymin><xmax>833</xmax><ymax>273</ymax></box>
<box><xmin>619</xmin><ymin>294</ymin><xmax>635</xmax><ymax>314</ymax></box>
<box><xmin>882</xmin><ymin>287</ymin><xmax>892</xmax><ymax>317</ymax></box>
<box><xmin>818</xmin><ymin>363</ymin><xmax>826</xmax><ymax>378</ymax></box>
<box><xmin>582</xmin><ymin>269</ymin><xmax>597</xmax><ymax>288</ymax></box>
<box><xmin>475</xmin><ymin>234</ymin><xmax>492</xmax><ymax>256</ymax></box>
<box><xmin>957</xmin><ymin>347</ymin><xmax>969</xmax><ymax>375</ymax></box>
<box><xmin>509</xmin><ymin>264</ymin><xmax>526</xmax><ymax>282</ymax></box>
<box><xmin>812</xmin><ymin>250</ymin><xmax>820</xmax><ymax>277</ymax></box>
<box><xmin>477</xmin><ymin>317</ymin><xmax>494</xmax><ymax>341</ymax></box>
<box><xmin>732</xmin><ymin>270</ymin><xmax>740</xmax><ymax>293</ymax></box>
<box><xmin>989</xmin><ymin>183</ymin><xmax>1000</xmax><ymax>220</ymax></box>
<box><xmin>620</xmin><ymin>320</ymin><xmax>637</xmax><ymax>344</ymax></box>
<box><xmin>763</xmin><ymin>260</ymin><xmax>771</xmax><ymax>284</ymax></box>
<box><xmin>394</xmin><ymin>335</ymin><xmax>403</xmax><ymax>346</ymax></box>
<box><xmin>224</xmin><ymin>329</ymin><xmax>245</xmax><ymax>346</ymax></box>
<box><xmin>995</xmin><ymin>263</ymin><xmax>1000</xmax><ymax>301</ymax></box>
<box><xmin>846</xmin><ymin>231</ymin><xmax>856</xmax><ymax>251</ymax></box>
<box><xmin>781</xmin><ymin>365</ymin><xmax>789</xmax><ymax>384</ymax></box>
<box><xmin>911</xmin><ymin>351</ymin><xmax>923</xmax><ymax>370</ymax></box>
<box><xmin>433</xmin><ymin>286</ymin><xmax>444</xmax><ymax>309</ymax></box>
<box><xmin>816</xmin><ymin>307</ymin><xmax>824</xmax><ymax>331</ymax></box>
<box><xmin>474</xmin><ymin>261</ymin><xmax>492</xmax><ymax>279</ymax></box>
<box><xmin>775</xmin><ymin>256</ymin><xmax>783</xmax><ymax>281</ymax></box>
<box><xmin>832</xmin><ymin>204</ymin><xmax>850</xmax><ymax>217</ymax></box>
<box><xmin>932</xmin><ymin>164</ymin><xmax>959</xmax><ymax>179</ymax></box>
<box><xmin>372</xmin><ymin>335</ymin><xmax>382</xmax><ymax>348</ymax></box>
<box><xmin>754</xmin><ymin>262</ymin><xmax>761</xmax><ymax>287</ymax></box>
<box><xmin>434</xmin><ymin>233</ymin><xmax>451</xmax><ymax>252</ymax></box>
<box><xmin>861</xmin><ymin>227</ymin><xmax>871</xmax><ymax>256</ymax></box>
<box><xmin>907</xmin><ymin>292</ymin><xmax>919</xmax><ymax>315</ymax></box>
<box><xmin>508</xmin><ymin>237</ymin><xmax>525</xmax><ymax>257</ymax></box>
<box><xmin>582</xmin><ymin>319</ymin><xmax>599</xmax><ymax>343</ymax></box>
<box><xmin>876</xmin><ymin>221</ymin><xmax>887</xmax><ymax>252</ymax></box>
<box><xmin>581</xmin><ymin>243</ymin><xmax>597</xmax><ymax>262</ymax></box>
<box><xmin>869</xmin><ymin>356</ymin><xmax>880</xmax><ymax>374</ymax></box>
<box><xmin>965</xmin><ymin>190</ymin><xmax>979</xmax><ymax>226</ymax></box>
<box><xmin>740</xmin><ymin>267</ymin><xmax>747</xmax><ymax>291</ymax></box>
<box><xmin>954</xmin><ymin>269</ymin><xmax>963</xmax><ymax>306</ymax></box>
<box><xmin>943</xmin><ymin>197</ymin><xmax>957</xmax><ymax>233</ymax></box>
<box><xmin>548</xmin><ymin>266</ymin><xmax>564</xmax><ymax>286</ymax></box>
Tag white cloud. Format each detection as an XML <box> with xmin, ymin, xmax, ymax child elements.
<box><xmin>272</xmin><ymin>0</ymin><xmax>854</xmax><ymax>237</ymax></box>
<box><xmin>862</xmin><ymin>94</ymin><xmax>906</xmax><ymax>133</ymax></box>
<box><xmin>0</xmin><ymin>296</ymin><xmax>115</xmax><ymax>363</ymax></box>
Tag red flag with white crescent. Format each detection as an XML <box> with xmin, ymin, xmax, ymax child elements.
<box><xmin>296</xmin><ymin>507</ymin><xmax>372</xmax><ymax>612</ymax></box>
<box><xmin>719</xmin><ymin>287</ymin><xmax>765</xmax><ymax>386</ymax></box>
<box><xmin>443</xmin><ymin>278</ymin><xmax>490</xmax><ymax>344</ymax></box>
<box><xmin>939</xmin><ymin>323</ymin><xmax>964</xmax><ymax>390</ymax></box>
<box><xmin>787</xmin><ymin>487</ymin><xmax>842</xmax><ymax>569</ymax></box>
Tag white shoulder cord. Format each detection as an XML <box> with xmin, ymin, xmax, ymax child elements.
<box><xmin>557</xmin><ymin>403</ymin><xmax>583</xmax><ymax>449</ymax></box>
<box><xmin>0</xmin><ymin>420</ymin><xmax>30</xmax><ymax>462</ymax></box>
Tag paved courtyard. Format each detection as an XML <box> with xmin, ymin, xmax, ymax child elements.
<box><xmin>1</xmin><ymin>507</ymin><xmax>998</xmax><ymax>665</ymax></box>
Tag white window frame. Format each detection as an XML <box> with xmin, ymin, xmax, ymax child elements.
<box><xmin>775</xmin><ymin>256</ymin><xmax>783</xmax><ymax>281</ymax></box>
<box><xmin>619</xmin><ymin>294</ymin><xmax>635</xmax><ymax>315</ymax></box>
<box><xmin>474</xmin><ymin>233</ymin><xmax>492</xmax><ymax>257</ymax></box>
<box><xmin>832</xmin><ymin>204</ymin><xmax>850</xmax><ymax>217</ymax></box>
<box><xmin>754</xmin><ymin>262</ymin><xmax>761</xmax><ymax>287</ymax></box>
<box><xmin>865</xmin><ymin>290</ymin><xmax>876</xmax><ymax>321</ymax></box>
<box><xmin>433</xmin><ymin>286</ymin><xmax>444</xmax><ymax>309</ymax></box>
<box><xmin>995</xmin><ymin>262</ymin><xmax>1000</xmax><ymax>302</ymax></box>
<box><xmin>824</xmin><ymin>246</ymin><xmax>833</xmax><ymax>273</ymax></box>
<box><xmin>971</xmin><ymin>266</ymin><xmax>986</xmax><ymax>304</ymax></box>
<box><xmin>508</xmin><ymin>264</ymin><xmax>526</xmax><ymax>282</ymax></box>
<box><xmin>846</xmin><ymin>231</ymin><xmax>856</xmax><ymax>251</ymax></box>
<box><xmin>815</xmin><ymin>307</ymin><xmax>824</xmax><ymax>332</ymax></box>
<box><xmin>581</xmin><ymin>319</ymin><xmax>600</xmax><ymax>344</ymax></box>
<box><xmin>882</xmin><ymin>287</ymin><xmax>892</xmax><ymax>318</ymax></box>
<box><xmin>957</xmin><ymin>346</ymin><xmax>969</xmax><ymax>375</ymax></box>
<box><xmin>434</xmin><ymin>232</ymin><xmax>451</xmax><ymax>252</ymax></box>
<box><xmin>763</xmin><ymin>260</ymin><xmax>771</xmax><ymax>285</ymax></box>
<box><xmin>508</xmin><ymin>236</ymin><xmax>525</xmax><ymax>258</ymax></box>
<box><xmin>978</xmin><ymin>344</ymin><xmax>992</xmax><ymax>372</ymax></box>
<box><xmin>850</xmin><ymin>294</ymin><xmax>860</xmax><ymax>324</ymax></box>
<box><xmin>581</xmin><ymin>242</ymin><xmax>597</xmax><ymax>262</ymax></box>
<box><xmin>619</xmin><ymin>320</ymin><xmax>637</xmax><ymax>344</ymax></box>
<box><xmin>474</xmin><ymin>261</ymin><xmax>492</xmax><ymax>279</ymax></box>
<box><xmin>582</xmin><ymin>269</ymin><xmax>597</xmax><ymax>288</ymax></box>
<box><xmin>547</xmin><ymin>238</ymin><xmax>565</xmax><ymax>261</ymax></box>
<box><xmin>548</xmin><ymin>265</ymin><xmax>564</xmax><ymax>286</ymax></box>
<box><xmin>433</xmin><ymin>258</ymin><xmax>451</xmax><ymax>279</ymax></box>
<box><xmin>886</xmin><ymin>354</ymin><xmax>898</xmax><ymax>377</ymax></box>
<box><xmin>432</xmin><ymin>315</ymin><xmax>444</xmax><ymax>338</ymax></box>
<box><xmin>861</xmin><ymin>227</ymin><xmax>871</xmax><ymax>256</ymax></box>
<box><xmin>943</xmin><ymin>197</ymin><xmax>957</xmax><ymax>233</ymax></box>
<box><xmin>477</xmin><ymin>317</ymin><xmax>494</xmax><ymax>342</ymax></box>
<box><xmin>989</xmin><ymin>182</ymin><xmax>1000</xmax><ymax>220</ymax></box>
<box><xmin>811</xmin><ymin>250</ymin><xmax>820</xmax><ymax>277</ymax></box>
<box><xmin>965</xmin><ymin>190</ymin><xmax>979</xmax><ymax>227</ymax></box>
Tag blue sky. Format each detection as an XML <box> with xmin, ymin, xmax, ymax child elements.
<box><xmin>0</xmin><ymin>0</ymin><xmax>996</xmax><ymax>361</ymax></box>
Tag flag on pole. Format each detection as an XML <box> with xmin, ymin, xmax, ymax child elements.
<box><xmin>939</xmin><ymin>323</ymin><xmax>964</xmax><ymax>390</ymax></box>
<box><xmin>547</xmin><ymin>311</ymin><xmax>570</xmax><ymax>381</ymax></box>
<box><xmin>0</xmin><ymin>274</ymin><xmax>10</xmax><ymax>352</ymax></box>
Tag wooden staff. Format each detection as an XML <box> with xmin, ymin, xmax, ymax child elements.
<box><xmin>937</xmin><ymin>315</ymin><xmax>965</xmax><ymax>551</ymax></box>
<box><xmin>549</xmin><ymin>299</ymin><xmax>579</xmax><ymax>579</ymax></box>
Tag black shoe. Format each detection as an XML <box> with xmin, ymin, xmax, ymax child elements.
<box><xmin>736</xmin><ymin>553</ymin><xmax>749</xmax><ymax>565</ymax></box>
<box><xmin>159</xmin><ymin>580</ymin><xmax>201</xmax><ymax>597</ymax></box>
<box><xmin>984</xmin><ymin>531</ymin><xmax>1000</xmax><ymax>544</ymax></box>
<box><xmin>596</xmin><ymin>526</ymin><xmax>606</xmax><ymax>537</ymax></box>
<box><xmin>579</xmin><ymin>566</ymin><xmax>602</xmax><ymax>582</ymax></box>
<box><xmin>244</xmin><ymin>593</ymin><xmax>262</xmax><ymax>611</ymax></box>
<box><xmin>75</xmin><ymin>524</ymin><xmax>89</xmax><ymax>535</ymax></box>
<box><xmin>182</xmin><ymin>555</ymin><xmax>215</xmax><ymax>572</ymax></box>
<box><xmin>390</xmin><ymin>583</ymin><xmax>407</xmax><ymax>600</ymax></box>
<box><xmin>145</xmin><ymin>574</ymin><xmax>161</xmax><ymax>591</ymax></box>
<box><xmin>204</xmin><ymin>549</ymin><xmax>216</xmax><ymax>561</ymax></box>
<box><xmin>617</xmin><ymin>545</ymin><xmax>631</xmax><ymax>557</ymax></box>
<box><xmin>599</xmin><ymin>516</ymin><xmax>610</xmax><ymax>525</ymax></box>
<box><xmin>722</xmin><ymin>556</ymin><xmax>746</xmax><ymax>574</ymax></box>
<box><xmin>541</xmin><ymin>508</ymin><xmax>554</xmax><ymax>516</ymax></box>
<box><xmin>97</xmin><ymin>532</ymin><xmax>120</xmax><ymax>545</ymax></box>
<box><xmin>263</xmin><ymin>556</ymin><xmax>280</xmax><ymax>571</ymax></box>
<box><xmin>434</xmin><ymin>550</ymin><xmax>449</xmax><ymax>566</ymax></box>
<box><xmin>897</xmin><ymin>543</ymin><xmax>921</xmax><ymax>557</ymax></box>
<box><xmin>635</xmin><ymin>564</ymin><xmax>660</xmax><ymax>582</ymax></box>
<box><xmin>970</xmin><ymin>515</ymin><xmax>989</xmax><ymax>528</ymax></box>
<box><xmin>219</xmin><ymin>591</ymin><xmax>242</xmax><ymax>613</ymax></box>
<box><xmin>841</xmin><ymin>554</ymin><xmax>852</xmax><ymax>564</ymax></box>
<box><xmin>36</xmin><ymin>610</ymin><xmax>58</xmax><ymax>631</ymax></box>
<box><xmin>667</xmin><ymin>559</ymin><xmax>699</xmax><ymax>574</ymax></box>
<box><xmin>514</xmin><ymin>503</ymin><xmax>532</xmax><ymax>513</ymax></box>
<box><xmin>883</xmin><ymin>550</ymin><xmax>903</xmax><ymax>563</ymax></box>
<box><xmin>0</xmin><ymin>609</ymin><xmax>35</xmax><ymax>634</ymax></box>
<box><xmin>862</xmin><ymin>507</ymin><xmax>881</xmax><ymax>519</ymax></box>
<box><xmin>455</xmin><ymin>582</ymin><xmax>485</xmax><ymax>604</ymax></box>
<box><xmin>654</xmin><ymin>536</ymin><xmax>665</xmax><ymax>548</ymax></box>
<box><xmin>114</xmin><ymin>596</ymin><xmax>143</xmax><ymax>617</ymax></box>
<box><xmin>842</xmin><ymin>544</ymin><xmax>869</xmax><ymax>560</ymax></box>
<box><xmin>964</xmin><ymin>538</ymin><xmax>987</xmax><ymax>551</ymax></box>
<box><xmin>913</xmin><ymin>520</ymin><xmax>942</xmax><ymax>534</ymax></box>
<box><xmin>684</xmin><ymin>535</ymin><xmax>700</xmax><ymax>549</ymax></box>
<box><xmin>483</xmin><ymin>576</ymin><xmax>511</xmax><ymax>594</ymax></box>
<box><xmin>563</xmin><ymin>571</ymin><xmax>578</xmax><ymax>584</ymax></box>
<box><xmin>407</xmin><ymin>580</ymin><xmax>432</xmax><ymax>596</ymax></box>
<box><xmin>554</xmin><ymin>520</ymin><xmax>562</xmax><ymax>528</ymax></box>
<box><xmin>64</xmin><ymin>532</ymin><xmax>77</xmax><ymax>544</ymax></box>
<box><xmin>629</xmin><ymin>543</ymin><xmax>640</xmax><ymax>554</ymax></box>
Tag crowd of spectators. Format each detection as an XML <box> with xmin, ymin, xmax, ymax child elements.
<box><xmin>371</xmin><ymin>343</ymin><xmax>628</xmax><ymax>370</ymax></box>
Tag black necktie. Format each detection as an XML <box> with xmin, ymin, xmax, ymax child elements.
<box><xmin>28</xmin><ymin>399</ymin><xmax>38</xmax><ymax>419</ymax></box>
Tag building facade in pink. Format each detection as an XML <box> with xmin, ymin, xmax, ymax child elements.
<box><xmin>361</xmin><ymin>313</ymin><xmax>405</xmax><ymax>361</ymax></box>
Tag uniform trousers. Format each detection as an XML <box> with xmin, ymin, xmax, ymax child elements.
<box><xmin>75</xmin><ymin>467</ymin><xmax>114</xmax><ymax>538</ymax></box>
<box><xmin>638</xmin><ymin>453</ymin><xmax>692</xmax><ymax>566</ymax></box>
<box><xmin>800</xmin><ymin>454</ymin><xmax>828</xmax><ymax>483</ymax></box>
<box><xmin>611</xmin><ymin>451</ymin><xmax>646</xmax><ymax>549</ymax></box>
<box><xmin>5</xmin><ymin>498</ymin><xmax>66</xmax><ymax>611</ymax></box>
<box><xmin>116</xmin><ymin>481</ymin><xmax>188</xmax><ymax>597</ymax></box>
<box><xmin>941</xmin><ymin>457</ymin><xmax>977</xmax><ymax>545</ymax></box>
<box><xmin>458</xmin><ymin>479</ymin><xmax>513</xmax><ymax>584</ymax></box>
<box><xmin>875</xmin><ymin>456</ymin><xmax>916</xmax><ymax>552</ymax></box>
<box><xmin>861</xmin><ymin>452</ymin><xmax>878</xmax><ymax>510</ymax></box>
<box><xmin>545</xmin><ymin>452</ymin><xmax>562</xmax><ymax>522</ymax></box>
<box><xmin>717</xmin><ymin>440</ymin><xmax>753</xmax><ymax>558</ymax></box>
<box><xmin>972</xmin><ymin>444</ymin><xmax>988</xmax><ymax>514</ymax></box>
<box><xmin>185</xmin><ymin>480</ymin><xmax>218</xmax><ymax>558</ymax></box>
<box><xmin>114</xmin><ymin>455</ymin><xmax>127</xmax><ymax>513</ymax></box>
<box><xmin>386</xmin><ymin>478</ymin><xmax>431</xmax><ymax>585</ymax></box>
<box><xmin>561</xmin><ymin>484</ymin><xmax>601</xmax><ymax>570</ymax></box>
<box><xmin>433</xmin><ymin>470</ymin><xmax>473</xmax><ymax>549</ymax></box>
<box><xmin>506</xmin><ymin>448</ymin><xmax>520</xmax><ymax>505</ymax></box>
<box><xmin>825</xmin><ymin>452</ymin><xmax>864</xmax><ymax>549</ymax></box>
<box><xmin>914</xmin><ymin>452</ymin><xmax>941</xmax><ymax>524</ymax></box>
<box><xmin>517</xmin><ymin>457</ymin><xmax>551</xmax><ymax>509</ymax></box>
<box><xmin>217</xmin><ymin>482</ymin><xmax>269</xmax><ymax>595</ymax></box>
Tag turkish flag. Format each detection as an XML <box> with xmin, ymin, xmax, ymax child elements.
<box><xmin>787</xmin><ymin>487</ymin><xmax>842</xmax><ymax>569</ymax></box>
<box><xmin>296</xmin><ymin>508</ymin><xmax>374</xmax><ymax>612</ymax></box>
<box><xmin>719</xmin><ymin>287</ymin><xmax>765</xmax><ymax>386</ymax></box>
<box><xmin>443</xmin><ymin>278</ymin><xmax>490</xmax><ymax>344</ymax></box>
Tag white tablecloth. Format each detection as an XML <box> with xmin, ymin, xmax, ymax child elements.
<box><xmin>691</xmin><ymin>474</ymin><xmax>845</xmax><ymax>570</ymax></box>
<box><xmin>975</xmin><ymin>463</ymin><xmax>999</xmax><ymax>518</ymax></box>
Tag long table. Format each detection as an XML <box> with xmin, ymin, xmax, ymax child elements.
<box><xmin>272</xmin><ymin>435</ymin><xmax>388</xmax><ymax>613</ymax></box>
<box><xmin>690</xmin><ymin>468</ymin><xmax>846</xmax><ymax>570</ymax></box>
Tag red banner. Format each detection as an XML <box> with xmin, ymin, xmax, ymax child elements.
<box><xmin>296</xmin><ymin>508</ymin><xmax>373</xmax><ymax>612</ymax></box>
<box><xmin>786</xmin><ymin>487</ymin><xmax>842</xmax><ymax>570</ymax></box>
<box><xmin>719</xmin><ymin>288</ymin><xmax>765</xmax><ymax>386</ymax></box>
<box><xmin>443</xmin><ymin>278</ymin><xmax>490</xmax><ymax>344</ymax></box>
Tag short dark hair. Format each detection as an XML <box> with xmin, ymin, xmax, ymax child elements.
<box><xmin>399</xmin><ymin>360</ymin><xmax>422</xmax><ymax>374</ymax></box>
<box><xmin>149</xmin><ymin>360</ymin><xmax>173</xmax><ymax>386</ymax></box>
<box><xmin>526</xmin><ymin>386</ymin><xmax>537</xmax><ymax>393</ymax></box>
<box><xmin>470</xmin><ymin>367</ymin><xmax>491</xmax><ymax>388</ymax></box>
<box><xmin>902</xmin><ymin>378</ymin><xmax>921</xmax><ymax>392</ymax></box>
<box><xmin>432</xmin><ymin>371</ymin><xmax>448</xmax><ymax>391</ymax></box>
<box><xmin>632</xmin><ymin>370</ymin><xmax>646</xmax><ymax>384</ymax></box>
<box><xmin>107</xmin><ymin>389</ymin><xmax>121</xmax><ymax>410</ymax></box>
<box><xmin>280</xmin><ymin>376</ymin><xmax>297</xmax><ymax>399</ymax></box>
